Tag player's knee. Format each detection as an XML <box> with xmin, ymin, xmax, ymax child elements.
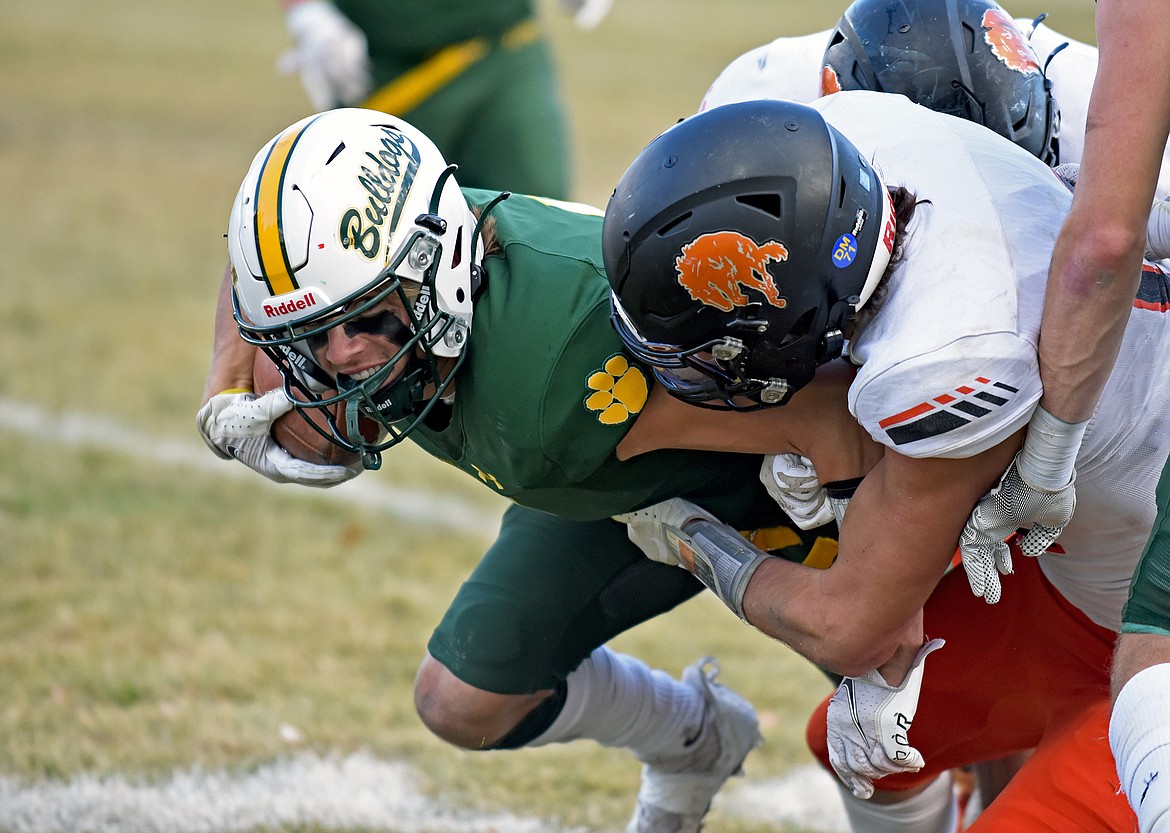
<box><xmin>414</xmin><ymin>654</ymin><xmax>484</xmax><ymax>747</ymax></box>
<box><xmin>413</xmin><ymin>653</ymin><xmax>551</xmax><ymax>749</ymax></box>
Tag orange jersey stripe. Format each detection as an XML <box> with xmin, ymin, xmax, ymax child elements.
<box><xmin>879</xmin><ymin>401</ymin><xmax>934</xmax><ymax>429</ymax></box>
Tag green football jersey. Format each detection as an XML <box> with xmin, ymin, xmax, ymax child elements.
<box><xmin>408</xmin><ymin>191</ymin><xmax>777</xmax><ymax>523</ymax></box>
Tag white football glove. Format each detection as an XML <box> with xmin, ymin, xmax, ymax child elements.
<box><xmin>197</xmin><ymin>389</ymin><xmax>360</xmax><ymax>488</ymax></box>
<box><xmin>613</xmin><ymin>497</ymin><xmax>719</xmax><ymax>566</ymax></box>
<box><xmin>959</xmin><ymin>406</ymin><xmax>1082</xmax><ymax>604</ymax></box>
<box><xmin>759</xmin><ymin>454</ymin><xmax>835</xmax><ymax>530</ymax></box>
<box><xmin>1052</xmin><ymin>161</ymin><xmax>1080</xmax><ymax>192</ymax></box>
<box><xmin>559</xmin><ymin>0</ymin><xmax>613</xmax><ymax>30</ymax></box>
<box><xmin>278</xmin><ymin>0</ymin><xmax>371</xmax><ymax>110</ymax></box>
<box><xmin>827</xmin><ymin>639</ymin><xmax>945</xmax><ymax>800</ymax></box>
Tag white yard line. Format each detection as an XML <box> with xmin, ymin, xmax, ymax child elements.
<box><xmin>0</xmin><ymin>752</ymin><xmax>573</xmax><ymax>833</ymax></box>
<box><xmin>0</xmin><ymin>398</ymin><xmax>504</xmax><ymax>540</ymax></box>
<box><xmin>0</xmin><ymin>752</ymin><xmax>847</xmax><ymax>833</ymax></box>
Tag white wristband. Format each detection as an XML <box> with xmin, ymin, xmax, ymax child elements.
<box><xmin>1110</xmin><ymin>663</ymin><xmax>1170</xmax><ymax>833</ymax></box>
<box><xmin>1018</xmin><ymin>405</ymin><xmax>1087</xmax><ymax>490</ymax></box>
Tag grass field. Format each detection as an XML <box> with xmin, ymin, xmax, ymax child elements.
<box><xmin>0</xmin><ymin>0</ymin><xmax>1097</xmax><ymax>830</ymax></box>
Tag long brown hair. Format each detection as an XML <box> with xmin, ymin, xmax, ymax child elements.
<box><xmin>857</xmin><ymin>185</ymin><xmax>926</xmax><ymax>320</ymax></box>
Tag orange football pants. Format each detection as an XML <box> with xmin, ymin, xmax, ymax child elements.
<box><xmin>806</xmin><ymin>555</ymin><xmax>1138</xmax><ymax>831</ymax></box>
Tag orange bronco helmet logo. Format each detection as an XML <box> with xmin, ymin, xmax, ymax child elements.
<box><xmin>981</xmin><ymin>9</ymin><xmax>1040</xmax><ymax>75</ymax></box>
<box><xmin>674</xmin><ymin>231</ymin><xmax>789</xmax><ymax>313</ymax></box>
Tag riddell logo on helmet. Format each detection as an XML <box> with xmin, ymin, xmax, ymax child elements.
<box><xmin>263</xmin><ymin>289</ymin><xmax>319</xmax><ymax>319</ymax></box>
<box><xmin>981</xmin><ymin>9</ymin><xmax>1040</xmax><ymax>75</ymax></box>
<box><xmin>675</xmin><ymin>231</ymin><xmax>789</xmax><ymax>312</ymax></box>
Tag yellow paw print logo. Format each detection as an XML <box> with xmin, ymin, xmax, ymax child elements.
<box><xmin>585</xmin><ymin>354</ymin><xmax>648</xmax><ymax>425</ymax></box>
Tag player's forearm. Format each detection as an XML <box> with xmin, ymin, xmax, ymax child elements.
<box><xmin>1036</xmin><ymin>224</ymin><xmax>1139</xmax><ymax>422</ymax></box>
<box><xmin>1039</xmin><ymin>0</ymin><xmax>1170</xmax><ymax>422</ymax></box>
<box><xmin>1112</xmin><ymin>633</ymin><xmax>1170</xmax><ymax>700</ymax></box>
<box><xmin>201</xmin><ymin>262</ymin><xmax>258</xmax><ymax>404</ymax></box>
<box><xmin>741</xmin><ymin>557</ymin><xmax>908</xmax><ymax>676</ymax></box>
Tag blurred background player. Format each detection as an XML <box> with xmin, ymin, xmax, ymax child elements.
<box><xmin>275</xmin><ymin>0</ymin><xmax>614</xmax><ymax>199</ymax></box>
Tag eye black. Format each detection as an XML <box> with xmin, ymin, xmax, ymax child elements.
<box><xmin>303</xmin><ymin>309</ymin><xmax>413</xmax><ymax>358</ymax></box>
<box><xmin>343</xmin><ymin>310</ymin><xmax>409</xmax><ymax>343</ymax></box>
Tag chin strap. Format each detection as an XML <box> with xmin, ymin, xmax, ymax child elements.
<box><xmin>345</xmin><ymin>399</ymin><xmax>381</xmax><ymax>471</ymax></box>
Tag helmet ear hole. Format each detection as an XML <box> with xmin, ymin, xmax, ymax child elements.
<box><xmin>779</xmin><ymin>307</ymin><xmax>818</xmax><ymax>345</ymax></box>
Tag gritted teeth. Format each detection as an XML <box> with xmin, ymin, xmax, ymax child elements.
<box><xmin>349</xmin><ymin>363</ymin><xmax>387</xmax><ymax>382</ymax></box>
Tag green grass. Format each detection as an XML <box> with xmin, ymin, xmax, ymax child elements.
<box><xmin>0</xmin><ymin>427</ymin><xmax>832</xmax><ymax>830</ymax></box>
<box><xmin>0</xmin><ymin>0</ymin><xmax>1098</xmax><ymax>829</ymax></box>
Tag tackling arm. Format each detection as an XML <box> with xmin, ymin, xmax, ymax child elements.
<box><xmin>620</xmin><ymin>365</ymin><xmax>1012</xmax><ymax>674</ymax></box>
<box><xmin>1038</xmin><ymin>0</ymin><xmax>1170</xmax><ymax>425</ymax></box>
<box><xmin>741</xmin><ymin>433</ymin><xmax>1022</xmax><ymax>676</ymax></box>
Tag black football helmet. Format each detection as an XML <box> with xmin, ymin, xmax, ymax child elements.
<box><xmin>603</xmin><ymin>99</ymin><xmax>895</xmax><ymax>410</ymax></box>
<box><xmin>822</xmin><ymin>0</ymin><xmax>1060</xmax><ymax>164</ymax></box>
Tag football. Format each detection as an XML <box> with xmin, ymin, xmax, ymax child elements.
<box><xmin>253</xmin><ymin>349</ymin><xmax>381</xmax><ymax>468</ymax></box>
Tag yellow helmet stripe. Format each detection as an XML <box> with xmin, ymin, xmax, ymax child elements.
<box><xmin>252</xmin><ymin>116</ymin><xmax>319</xmax><ymax>296</ymax></box>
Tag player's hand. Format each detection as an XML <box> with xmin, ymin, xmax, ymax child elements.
<box><xmin>278</xmin><ymin>0</ymin><xmax>371</xmax><ymax>110</ymax></box>
<box><xmin>613</xmin><ymin>497</ymin><xmax>719</xmax><ymax>566</ymax></box>
<box><xmin>826</xmin><ymin>639</ymin><xmax>945</xmax><ymax>800</ymax></box>
<box><xmin>960</xmin><ymin>405</ymin><xmax>1082</xmax><ymax>603</ymax></box>
<box><xmin>558</xmin><ymin>0</ymin><xmax>613</xmax><ymax>30</ymax></box>
<box><xmin>197</xmin><ymin>389</ymin><xmax>360</xmax><ymax>487</ymax></box>
<box><xmin>959</xmin><ymin>453</ymin><xmax>1076</xmax><ymax>603</ymax></box>
<box><xmin>759</xmin><ymin>453</ymin><xmax>835</xmax><ymax>530</ymax></box>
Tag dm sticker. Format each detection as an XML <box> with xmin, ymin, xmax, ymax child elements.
<box><xmin>832</xmin><ymin>233</ymin><xmax>858</xmax><ymax>268</ymax></box>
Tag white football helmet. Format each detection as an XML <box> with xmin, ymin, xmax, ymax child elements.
<box><xmin>227</xmin><ymin>108</ymin><xmax>498</xmax><ymax>468</ymax></box>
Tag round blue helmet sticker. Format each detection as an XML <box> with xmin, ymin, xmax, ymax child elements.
<box><xmin>832</xmin><ymin>233</ymin><xmax>858</xmax><ymax>268</ymax></box>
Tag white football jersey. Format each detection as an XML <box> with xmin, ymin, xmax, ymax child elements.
<box><xmin>815</xmin><ymin>92</ymin><xmax>1059</xmax><ymax>459</ymax></box>
<box><xmin>701</xmin><ymin>22</ymin><xmax>1170</xmax><ymax>201</ymax></box>
<box><xmin>699</xmin><ymin>31</ymin><xmax>827</xmax><ymax>112</ymax></box>
<box><xmin>815</xmin><ymin>91</ymin><xmax>1170</xmax><ymax>630</ymax></box>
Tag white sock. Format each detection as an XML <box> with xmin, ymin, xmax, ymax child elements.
<box><xmin>527</xmin><ymin>647</ymin><xmax>706</xmax><ymax>762</ymax></box>
<box><xmin>1110</xmin><ymin>662</ymin><xmax>1170</xmax><ymax>833</ymax></box>
<box><xmin>837</xmin><ymin>772</ymin><xmax>958</xmax><ymax>833</ymax></box>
